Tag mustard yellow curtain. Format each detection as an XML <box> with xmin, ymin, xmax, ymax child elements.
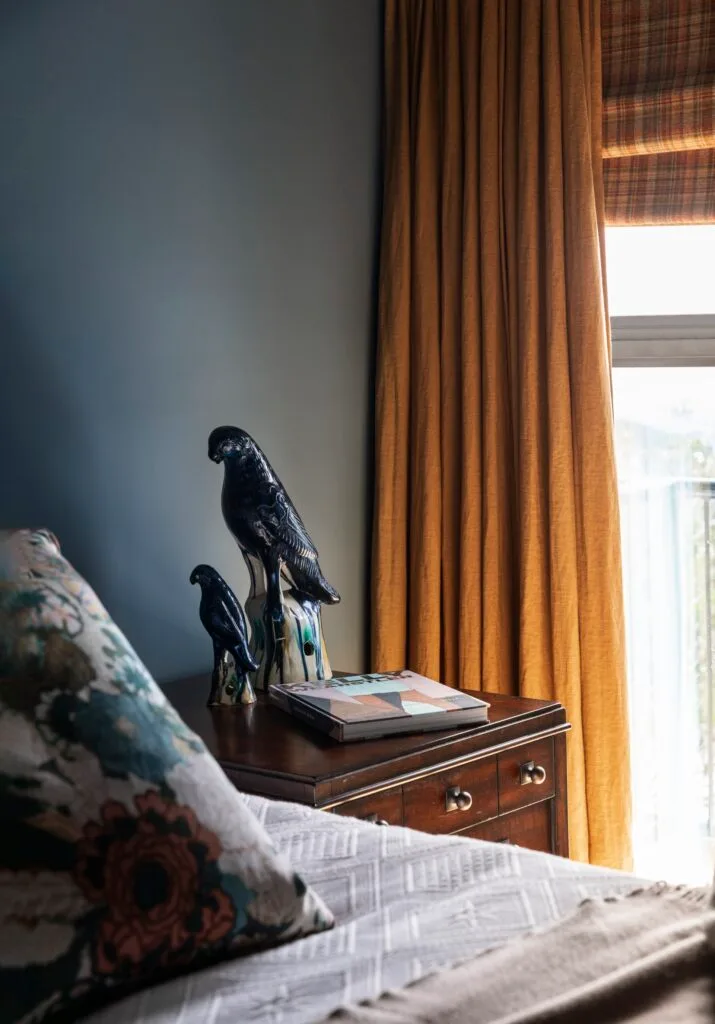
<box><xmin>372</xmin><ymin>0</ymin><xmax>632</xmax><ymax>869</ymax></box>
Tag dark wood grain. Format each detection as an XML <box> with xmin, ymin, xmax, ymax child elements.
<box><xmin>164</xmin><ymin>675</ymin><xmax>568</xmax><ymax>806</ymax></box>
<box><xmin>497</xmin><ymin>737</ymin><xmax>555</xmax><ymax>815</ymax></box>
<box><xmin>163</xmin><ymin>673</ymin><xmax>571</xmax><ymax>858</ymax></box>
<box><xmin>460</xmin><ymin>803</ymin><xmax>552</xmax><ymax>853</ymax></box>
<box><xmin>403</xmin><ymin>756</ymin><xmax>498</xmax><ymax>834</ymax></box>
<box><xmin>552</xmin><ymin>733</ymin><xmax>569</xmax><ymax>857</ymax></box>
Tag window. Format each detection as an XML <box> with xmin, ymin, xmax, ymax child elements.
<box><xmin>608</xmin><ymin>225</ymin><xmax>715</xmax><ymax>884</ymax></box>
<box><xmin>607</xmin><ymin>227</ymin><xmax>715</xmax><ymax>317</ymax></box>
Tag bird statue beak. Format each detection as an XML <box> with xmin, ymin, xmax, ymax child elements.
<box><xmin>210</xmin><ymin>450</ymin><xmax>223</xmax><ymax>464</ymax></box>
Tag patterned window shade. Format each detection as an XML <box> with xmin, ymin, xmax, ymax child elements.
<box><xmin>602</xmin><ymin>0</ymin><xmax>715</xmax><ymax>224</ymax></box>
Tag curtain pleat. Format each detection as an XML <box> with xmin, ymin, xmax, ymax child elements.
<box><xmin>372</xmin><ymin>0</ymin><xmax>632</xmax><ymax>869</ymax></box>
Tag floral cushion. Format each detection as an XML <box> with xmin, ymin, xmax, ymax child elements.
<box><xmin>0</xmin><ymin>529</ymin><xmax>333</xmax><ymax>1024</ymax></box>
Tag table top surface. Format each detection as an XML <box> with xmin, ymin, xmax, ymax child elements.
<box><xmin>164</xmin><ymin>673</ymin><xmax>566</xmax><ymax>784</ymax></box>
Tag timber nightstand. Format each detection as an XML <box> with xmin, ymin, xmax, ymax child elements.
<box><xmin>164</xmin><ymin>675</ymin><xmax>570</xmax><ymax>856</ymax></box>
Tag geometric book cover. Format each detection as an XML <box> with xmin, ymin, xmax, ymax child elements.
<box><xmin>269</xmin><ymin>670</ymin><xmax>489</xmax><ymax>741</ymax></box>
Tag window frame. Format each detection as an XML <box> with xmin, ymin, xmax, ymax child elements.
<box><xmin>612</xmin><ymin>315</ymin><xmax>715</xmax><ymax>367</ymax></box>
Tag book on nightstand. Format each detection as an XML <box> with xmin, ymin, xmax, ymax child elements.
<box><xmin>268</xmin><ymin>670</ymin><xmax>489</xmax><ymax>742</ymax></box>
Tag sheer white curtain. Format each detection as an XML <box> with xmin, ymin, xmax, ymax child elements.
<box><xmin>615</xmin><ymin>368</ymin><xmax>715</xmax><ymax>884</ymax></box>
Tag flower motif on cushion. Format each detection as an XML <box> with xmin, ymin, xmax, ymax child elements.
<box><xmin>73</xmin><ymin>791</ymin><xmax>237</xmax><ymax>975</ymax></box>
<box><xmin>98</xmin><ymin>626</ymin><xmax>155</xmax><ymax>693</ymax></box>
<box><xmin>114</xmin><ymin>658</ymin><xmax>155</xmax><ymax>695</ymax></box>
<box><xmin>36</xmin><ymin>688</ymin><xmax>203</xmax><ymax>778</ymax></box>
<box><xmin>20</xmin><ymin>581</ymin><xmax>85</xmax><ymax>640</ymax></box>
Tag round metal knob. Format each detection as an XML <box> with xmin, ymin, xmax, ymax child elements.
<box><xmin>363</xmin><ymin>813</ymin><xmax>389</xmax><ymax>826</ymax></box>
<box><xmin>445</xmin><ymin>786</ymin><xmax>473</xmax><ymax>812</ymax></box>
<box><xmin>520</xmin><ymin>761</ymin><xmax>547</xmax><ymax>785</ymax></box>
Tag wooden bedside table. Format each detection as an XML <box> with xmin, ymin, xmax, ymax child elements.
<box><xmin>165</xmin><ymin>675</ymin><xmax>570</xmax><ymax>857</ymax></box>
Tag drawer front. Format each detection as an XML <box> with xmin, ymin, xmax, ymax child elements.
<box><xmin>460</xmin><ymin>802</ymin><xmax>553</xmax><ymax>853</ymax></box>
<box><xmin>332</xmin><ymin>788</ymin><xmax>403</xmax><ymax>826</ymax></box>
<box><xmin>403</xmin><ymin>756</ymin><xmax>498</xmax><ymax>834</ymax></box>
<box><xmin>498</xmin><ymin>738</ymin><xmax>554</xmax><ymax>815</ymax></box>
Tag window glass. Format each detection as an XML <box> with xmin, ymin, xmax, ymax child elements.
<box><xmin>614</xmin><ymin>366</ymin><xmax>715</xmax><ymax>883</ymax></box>
<box><xmin>606</xmin><ymin>226</ymin><xmax>715</xmax><ymax>317</ymax></box>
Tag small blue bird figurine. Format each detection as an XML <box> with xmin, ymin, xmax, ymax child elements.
<box><xmin>190</xmin><ymin>563</ymin><xmax>259</xmax><ymax>706</ymax></box>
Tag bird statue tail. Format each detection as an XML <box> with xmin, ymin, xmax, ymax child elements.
<box><xmin>316</xmin><ymin>577</ymin><xmax>340</xmax><ymax>605</ymax></box>
<box><xmin>234</xmin><ymin>644</ymin><xmax>261</xmax><ymax>675</ymax></box>
<box><xmin>288</xmin><ymin>564</ymin><xmax>341</xmax><ymax>606</ymax></box>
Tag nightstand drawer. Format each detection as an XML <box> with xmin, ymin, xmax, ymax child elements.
<box><xmin>332</xmin><ymin>788</ymin><xmax>403</xmax><ymax>826</ymax></box>
<box><xmin>167</xmin><ymin>676</ymin><xmax>570</xmax><ymax>857</ymax></box>
<box><xmin>403</xmin><ymin>756</ymin><xmax>498</xmax><ymax>834</ymax></box>
<box><xmin>498</xmin><ymin>738</ymin><xmax>555</xmax><ymax>814</ymax></box>
<box><xmin>460</xmin><ymin>803</ymin><xmax>552</xmax><ymax>853</ymax></box>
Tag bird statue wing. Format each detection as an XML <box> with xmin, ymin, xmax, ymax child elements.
<box><xmin>255</xmin><ymin>487</ymin><xmax>339</xmax><ymax>603</ymax></box>
<box><xmin>219</xmin><ymin>579</ymin><xmax>249</xmax><ymax>623</ymax></box>
<box><xmin>214</xmin><ymin>595</ymin><xmax>260</xmax><ymax>672</ymax></box>
<box><xmin>257</xmin><ymin>486</ymin><xmax>320</xmax><ymax>563</ymax></box>
<box><xmin>210</xmin><ymin>596</ymin><xmax>246</xmax><ymax>647</ymax></box>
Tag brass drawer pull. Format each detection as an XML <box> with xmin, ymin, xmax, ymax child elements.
<box><xmin>519</xmin><ymin>760</ymin><xmax>547</xmax><ymax>786</ymax></box>
<box><xmin>363</xmin><ymin>812</ymin><xmax>389</xmax><ymax>826</ymax></box>
<box><xmin>445</xmin><ymin>785</ymin><xmax>473</xmax><ymax>813</ymax></box>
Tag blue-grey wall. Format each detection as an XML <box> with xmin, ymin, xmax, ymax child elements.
<box><xmin>0</xmin><ymin>0</ymin><xmax>381</xmax><ymax>682</ymax></box>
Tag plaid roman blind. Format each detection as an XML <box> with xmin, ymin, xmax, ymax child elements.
<box><xmin>602</xmin><ymin>0</ymin><xmax>715</xmax><ymax>224</ymax></box>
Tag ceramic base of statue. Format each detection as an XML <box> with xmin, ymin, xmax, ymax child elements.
<box><xmin>243</xmin><ymin>553</ymin><xmax>332</xmax><ymax>690</ymax></box>
<box><xmin>207</xmin><ymin>649</ymin><xmax>257</xmax><ymax>707</ymax></box>
<box><xmin>245</xmin><ymin>589</ymin><xmax>332</xmax><ymax>690</ymax></box>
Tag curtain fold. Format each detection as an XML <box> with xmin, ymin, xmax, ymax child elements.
<box><xmin>602</xmin><ymin>0</ymin><xmax>715</xmax><ymax>224</ymax></box>
<box><xmin>372</xmin><ymin>0</ymin><xmax>632</xmax><ymax>869</ymax></box>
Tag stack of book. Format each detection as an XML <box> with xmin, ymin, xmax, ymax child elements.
<box><xmin>269</xmin><ymin>669</ymin><xmax>489</xmax><ymax>742</ymax></box>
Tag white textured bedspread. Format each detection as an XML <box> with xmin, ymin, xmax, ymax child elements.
<box><xmin>89</xmin><ymin>795</ymin><xmax>644</xmax><ymax>1024</ymax></box>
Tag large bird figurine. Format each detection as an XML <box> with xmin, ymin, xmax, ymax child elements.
<box><xmin>190</xmin><ymin>563</ymin><xmax>259</xmax><ymax>705</ymax></box>
<box><xmin>208</xmin><ymin>426</ymin><xmax>340</xmax><ymax>682</ymax></box>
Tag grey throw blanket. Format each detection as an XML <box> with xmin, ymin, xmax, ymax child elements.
<box><xmin>329</xmin><ymin>882</ymin><xmax>715</xmax><ymax>1023</ymax></box>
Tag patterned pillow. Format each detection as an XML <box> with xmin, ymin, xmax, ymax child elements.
<box><xmin>0</xmin><ymin>529</ymin><xmax>333</xmax><ymax>1024</ymax></box>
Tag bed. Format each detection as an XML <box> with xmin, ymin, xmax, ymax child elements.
<box><xmin>3</xmin><ymin>528</ymin><xmax>710</xmax><ymax>1024</ymax></box>
<box><xmin>88</xmin><ymin>794</ymin><xmax>644</xmax><ymax>1024</ymax></box>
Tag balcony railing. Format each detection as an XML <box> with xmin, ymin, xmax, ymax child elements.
<box><xmin>690</xmin><ymin>480</ymin><xmax>715</xmax><ymax>836</ymax></box>
<box><xmin>619</xmin><ymin>477</ymin><xmax>715</xmax><ymax>876</ymax></box>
